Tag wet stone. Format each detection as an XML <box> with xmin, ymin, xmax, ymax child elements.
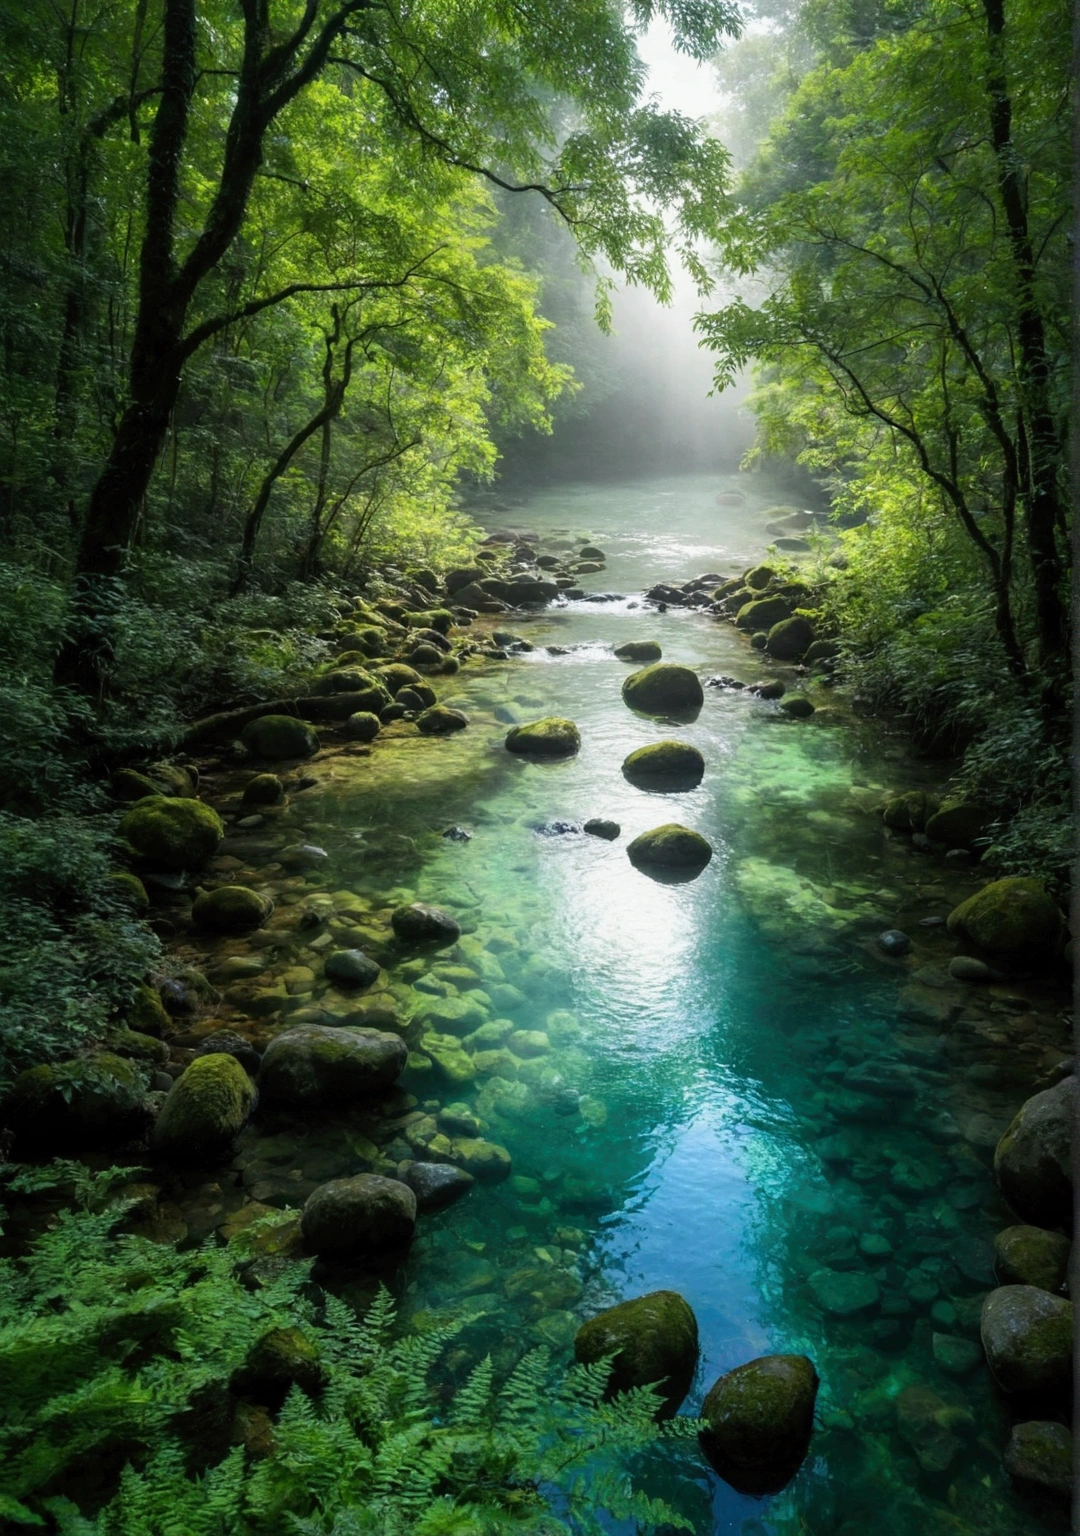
<box><xmin>807</xmin><ymin>1268</ymin><xmax>880</xmax><ymax>1316</ymax></box>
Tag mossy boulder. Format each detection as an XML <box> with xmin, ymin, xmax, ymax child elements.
<box><xmin>614</xmin><ymin>640</ymin><xmax>663</xmax><ymax>662</ymax></box>
<box><xmin>324</xmin><ymin>949</ymin><xmax>380</xmax><ymax>989</ymax></box>
<box><xmin>231</xmin><ymin>1326</ymin><xmax>326</xmax><ymax>1408</ymax></box>
<box><xmin>621</xmin><ymin>664</ymin><xmax>703</xmax><ymax>715</ymax></box>
<box><xmin>258</xmin><ymin>1024</ymin><xmax>407</xmax><ymax>1109</ymax></box>
<box><xmin>947</xmin><ymin>877</ymin><xmax>1066</xmax><ymax>960</ymax></box>
<box><xmin>449</xmin><ymin>1137</ymin><xmax>512</xmax><ymax>1182</ymax></box>
<box><xmin>621</xmin><ymin>740</ymin><xmax>705</xmax><ymax>790</ymax></box>
<box><xmin>1004</xmin><ymin>1421</ymin><xmax>1072</xmax><ymax>1501</ymax></box>
<box><xmin>391</xmin><ymin>903</ymin><xmax>461</xmax><ymax>945</ymax></box>
<box><xmin>405</xmin><ymin>567</ymin><xmax>439</xmax><ymax>593</ymax></box>
<box><xmin>342</xmin><ymin>711</ymin><xmax>381</xmax><ymax>742</ymax></box>
<box><xmin>242</xmin><ymin>773</ymin><xmax>285</xmax><ymax>806</ymax></box>
<box><xmin>882</xmin><ymin>790</ymin><xmax>940</xmax><ymax>832</ymax></box>
<box><xmin>417</xmin><ymin>706</ymin><xmax>468</xmax><ymax>735</ymax></box>
<box><xmin>151</xmin><ymin>1053</ymin><xmax>256</xmax><ymax>1163</ymax></box>
<box><xmin>192</xmin><ymin>885</ymin><xmax>272</xmax><ymax>934</ymax></box>
<box><xmin>699</xmin><ymin>1354</ymin><xmax>819</xmax><ymax>1495</ymax></box>
<box><xmin>349</xmin><ymin>625</ymin><xmax>391</xmax><ymax>657</ymax></box>
<box><xmin>107</xmin><ymin>1028</ymin><xmax>169</xmax><ymax>1066</ymax></box>
<box><xmin>301</xmin><ymin>1174</ymin><xmax>417</xmax><ymax>1259</ymax></box>
<box><xmin>240</xmin><ymin>715</ymin><xmax>319</xmax><ymax>760</ymax></box>
<box><xmin>994</xmin><ymin>1226</ymin><xmax>1070</xmax><ymax>1293</ymax></box>
<box><xmin>410</xmin><ymin>643</ymin><xmax>445</xmax><ymax>668</ymax></box>
<box><xmin>126</xmin><ymin>983</ymin><xmax>170</xmax><ymax>1038</ymax></box>
<box><xmin>736</xmin><ymin>595</ymin><xmax>791</xmax><ymax>631</ymax></box>
<box><xmin>744</xmin><ymin>564</ymin><xmax>776</xmax><ymax>591</ymax></box>
<box><xmin>779</xmin><ymin>694</ymin><xmax>815</xmax><ymax>719</ymax></box>
<box><xmin>994</xmin><ymin>1077</ymin><xmax>1074</xmax><ymax>1229</ymax></box>
<box><xmin>120</xmin><ymin>796</ymin><xmax>224</xmax><ymax>870</ymax></box>
<box><xmin>980</xmin><ymin>1286</ymin><xmax>1072</xmax><ymax>1394</ymax></box>
<box><xmin>111</xmin><ymin>768</ymin><xmax>162</xmax><ymax>802</ymax></box>
<box><xmin>766</xmin><ymin>616</ymin><xmax>814</xmax><ymax>661</ymax></box>
<box><xmin>374</xmin><ymin>663</ymin><xmax>423</xmax><ymax>695</ymax></box>
<box><xmin>311</xmin><ymin>666</ymin><xmax>376</xmax><ymax>696</ymax></box>
<box><xmin>627</xmin><ymin>824</ymin><xmax>713</xmax><ymax>871</ymax></box>
<box><xmin>6</xmin><ymin>1053</ymin><xmax>150</xmax><ymax>1153</ymax></box>
<box><xmin>109</xmin><ymin>871</ymin><xmax>150</xmax><ymax>912</ymax></box>
<box><xmin>925</xmin><ymin>800</ymin><xmax>989</xmax><ymax>848</ymax></box>
<box><xmin>804</xmin><ymin>639</ymin><xmax>840</xmax><ymax>663</ymax></box>
<box><xmin>504</xmin><ymin>717</ymin><xmax>581</xmax><ymax>757</ymax></box>
<box><xmin>574</xmin><ymin>1291</ymin><xmax>698</xmax><ymax>1415</ymax></box>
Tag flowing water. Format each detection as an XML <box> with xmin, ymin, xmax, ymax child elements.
<box><xmin>191</xmin><ymin>473</ymin><xmax>1069</xmax><ymax>1535</ymax></box>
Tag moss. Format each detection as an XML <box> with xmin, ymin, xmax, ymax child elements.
<box><xmin>151</xmin><ymin>1052</ymin><xmax>256</xmax><ymax>1162</ymax></box>
<box><xmin>7</xmin><ymin>1053</ymin><xmax>149</xmax><ymax>1151</ymax></box>
<box><xmin>994</xmin><ymin>1226</ymin><xmax>1070</xmax><ymax>1293</ymax></box>
<box><xmin>699</xmin><ymin>1354</ymin><xmax>818</xmax><ymax>1494</ymax></box>
<box><xmin>119</xmin><ymin>796</ymin><xmax>224</xmax><ymax>870</ymax></box>
<box><xmin>107</xmin><ymin>1028</ymin><xmax>170</xmax><ymax>1065</ymax></box>
<box><xmin>574</xmin><ymin>1291</ymin><xmax>698</xmax><ymax>1415</ymax></box>
<box><xmin>621</xmin><ymin>740</ymin><xmax>704</xmax><ymax>788</ymax></box>
<box><xmin>241</xmin><ymin>773</ymin><xmax>284</xmax><ymax>806</ymax></box>
<box><xmin>882</xmin><ymin>790</ymin><xmax>939</xmax><ymax>832</ymax></box>
<box><xmin>744</xmin><ymin>564</ymin><xmax>776</xmax><ymax>590</ymax></box>
<box><xmin>621</xmin><ymin>663</ymin><xmax>703</xmax><ymax>715</ymax></box>
<box><xmin>613</xmin><ymin>640</ymin><xmax>662</xmax><ymax>662</ymax></box>
<box><xmin>417</xmin><ymin>706</ymin><xmax>468</xmax><ymax>735</ymax></box>
<box><xmin>240</xmin><ymin>715</ymin><xmax>319</xmax><ymax>760</ymax></box>
<box><xmin>109</xmin><ymin>870</ymin><xmax>150</xmax><ymax>912</ymax></box>
<box><xmin>947</xmin><ymin>877</ymin><xmax>1066</xmax><ymax>958</ymax></box>
<box><xmin>504</xmin><ymin>717</ymin><xmax>581</xmax><ymax>757</ymax></box>
<box><xmin>342</xmin><ymin>711</ymin><xmax>381</xmax><ymax>741</ymax></box>
<box><xmin>627</xmin><ymin>823</ymin><xmax>713</xmax><ymax>869</ymax></box>
<box><xmin>404</xmin><ymin>566</ymin><xmax>439</xmax><ymax>592</ymax></box>
<box><xmin>766</xmin><ymin>616</ymin><xmax>814</xmax><ymax>660</ymax></box>
<box><xmin>374</xmin><ymin>663</ymin><xmax>423</xmax><ymax>695</ymax></box>
<box><xmin>312</xmin><ymin>665</ymin><xmax>377</xmax><ymax>696</ymax></box>
<box><xmin>111</xmin><ymin>768</ymin><xmax>162</xmax><ymax>801</ymax></box>
<box><xmin>736</xmin><ymin>595</ymin><xmax>792</xmax><ymax>631</ymax></box>
<box><xmin>350</xmin><ymin>625</ymin><xmax>390</xmax><ymax>657</ymax></box>
<box><xmin>127</xmin><ymin>983</ymin><xmax>170</xmax><ymax>1038</ymax></box>
<box><xmin>409</xmin><ymin>643</ymin><xmax>445</xmax><ymax>667</ymax></box>
<box><xmin>192</xmin><ymin>885</ymin><xmax>271</xmax><ymax>934</ymax></box>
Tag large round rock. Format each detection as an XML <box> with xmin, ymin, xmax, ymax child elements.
<box><xmin>1004</xmin><ymin>1421</ymin><xmax>1072</xmax><ymax>1500</ymax></box>
<box><xmin>621</xmin><ymin>740</ymin><xmax>704</xmax><ymax>790</ymax></box>
<box><xmin>994</xmin><ymin>1226</ymin><xmax>1071</xmax><ymax>1293</ymax></box>
<box><xmin>240</xmin><ymin>714</ymin><xmax>319</xmax><ymax>760</ymax></box>
<box><xmin>614</xmin><ymin>640</ymin><xmax>662</xmax><ymax>662</ymax></box>
<box><xmin>627</xmin><ymin>823</ymin><xmax>712</xmax><ymax>872</ymax></box>
<box><xmin>621</xmin><ymin>664</ymin><xmax>703</xmax><ymax>716</ymax></box>
<box><xmin>505</xmin><ymin>717</ymin><xmax>581</xmax><ymax>756</ymax></box>
<box><xmin>573</xmin><ymin>1290</ymin><xmax>698</xmax><ymax>1415</ymax></box>
<box><xmin>301</xmin><ymin>1174</ymin><xmax>416</xmax><ymax>1259</ymax></box>
<box><xmin>404</xmin><ymin>1161</ymin><xmax>475</xmax><ymax>1213</ymax></box>
<box><xmin>699</xmin><ymin>1354</ymin><xmax>819</xmax><ymax>1495</ymax></box>
<box><xmin>980</xmin><ymin>1285</ymin><xmax>1072</xmax><ymax>1394</ymax></box>
<box><xmin>152</xmin><ymin>1052</ymin><xmax>256</xmax><ymax>1162</ymax></box>
<box><xmin>258</xmin><ymin>1025</ymin><xmax>407</xmax><ymax>1109</ymax></box>
<box><xmin>391</xmin><ymin>903</ymin><xmax>461</xmax><ymax>945</ymax></box>
<box><xmin>946</xmin><ymin>877</ymin><xmax>1066</xmax><ymax>961</ymax></box>
<box><xmin>765</xmin><ymin>616</ymin><xmax>814</xmax><ymax>661</ymax></box>
<box><xmin>192</xmin><ymin>885</ymin><xmax>271</xmax><ymax>934</ymax></box>
<box><xmin>120</xmin><ymin>796</ymin><xmax>224</xmax><ymax>870</ymax></box>
<box><xmin>993</xmin><ymin>1077</ymin><xmax>1074</xmax><ymax>1230</ymax></box>
<box><xmin>324</xmin><ymin>949</ymin><xmax>380</xmax><ymax>989</ymax></box>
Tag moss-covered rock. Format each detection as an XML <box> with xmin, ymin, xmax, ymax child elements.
<box><xmin>505</xmin><ymin>717</ymin><xmax>581</xmax><ymax>756</ymax></box>
<box><xmin>925</xmin><ymin>800</ymin><xmax>989</xmax><ymax>848</ymax></box>
<box><xmin>736</xmin><ymin>595</ymin><xmax>791</xmax><ymax>631</ymax></box>
<box><xmin>417</xmin><ymin>705</ymin><xmax>468</xmax><ymax>735</ymax></box>
<box><xmin>882</xmin><ymin>790</ymin><xmax>940</xmax><ymax>832</ymax></box>
<box><xmin>621</xmin><ymin>663</ymin><xmax>703</xmax><ymax>715</ymax></box>
<box><xmin>1004</xmin><ymin>1421</ymin><xmax>1072</xmax><ymax>1500</ymax></box>
<box><xmin>152</xmin><ymin>1052</ymin><xmax>256</xmax><ymax>1162</ymax></box>
<box><xmin>449</xmin><ymin>1137</ymin><xmax>512</xmax><ymax>1181</ymax></box>
<box><xmin>111</xmin><ymin>768</ymin><xmax>162</xmax><ymax>801</ymax></box>
<box><xmin>745</xmin><ymin>564</ymin><xmax>776</xmax><ymax>591</ymax></box>
<box><xmin>980</xmin><ymin>1285</ymin><xmax>1072</xmax><ymax>1394</ymax></box>
<box><xmin>107</xmin><ymin>1028</ymin><xmax>169</xmax><ymax>1066</ymax></box>
<box><xmin>614</xmin><ymin>640</ymin><xmax>663</xmax><ymax>662</ymax></box>
<box><xmin>258</xmin><ymin>1024</ymin><xmax>407</xmax><ymax>1109</ymax></box>
<box><xmin>410</xmin><ymin>643</ymin><xmax>445</xmax><ymax>667</ymax></box>
<box><xmin>766</xmin><ymin>616</ymin><xmax>814</xmax><ymax>661</ymax></box>
<box><xmin>994</xmin><ymin>1077</ymin><xmax>1075</xmax><ymax>1229</ymax></box>
<box><xmin>947</xmin><ymin>877</ymin><xmax>1066</xmax><ymax>960</ymax></box>
<box><xmin>391</xmin><ymin>903</ymin><xmax>461</xmax><ymax>944</ymax></box>
<box><xmin>324</xmin><ymin>949</ymin><xmax>380</xmax><ymax>989</ymax></box>
<box><xmin>405</xmin><ymin>567</ymin><xmax>439</xmax><ymax>593</ymax></box>
<box><xmin>311</xmin><ymin>666</ymin><xmax>376</xmax><ymax>696</ymax></box>
<box><xmin>342</xmin><ymin>711</ymin><xmax>381</xmax><ymax>742</ymax></box>
<box><xmin>374</xmin><ymin>663</ymin><xmax>423</xmax><ymax>695</ymax></box>
<box><xmin>192</xmin><ymin>884</ymin><xmax>271</xmax><ymax>934</ymax></box>
<box><xmin>804</xmin><ymin>639</ymin><xmax>840</xmax><ymax>663</ymax></box>
<box><xmin>231</xmin><ymin>1326</ymin><xmax>326</xmax><ymax>1408</ymax></box>
<box><xmin>240</xmin><ymin>715</ymin><xmax>318</xmax><ymax>760</ymax></box>
<box><xmin>241</xmin><ymin>773</ymin><xmax>285</xmax><ymax>806</ymax></box>
<box><xmin>126</xmin><ymin>983</ymin><xmax>171</xmax><ymax>1038</ymax></box>
<box><xmin>994</xmin><ymin>1226</ymin><xmax>1070</xmax><ymax>1293</ymax></box>
<box><xmin>574</xmin><ymin>1291</ymin><xmax>698</xmax><ymax>1415</ymax></box>
<box><xmin>301</xmin><ymin>1173</ymin><xmax>416</xmax><ymax>1259</ymax></box>
<box><xmin>779</xmin><ymin>694</ymin><xmax>815</xmax><ymax>718</ymax></box>
<box><xmin>699</xmin><ymin>1354</ymin><xmax>819</xmax><ymax>1494</ymax></box>
<box><xmin>109</xmin><ymin>870</ymin><xmax>150</xmax><ymax>912</ymax></box>
<box><xmin>120</xmin><ymin>796</ymin><xmax>224</xmax><ymax>870</ymax></box>
<box><xmin>627</xmin><ymin>824</ymin><xmax>713</xmax><ymax>871</ymax></box>
<box><xmin>621</xmin><ymin>740</ymin><xmax>705</xmax><ymax>789</ymax></box>
<box><xmin>6</xmin><ymin>1053</ymin><xmax>150</xmax><ymax>1152</ymax></box>
<box><xmin>348</xmin><ymin>625</ymin><xmax>391</xmax><ymax>657</ymax></box>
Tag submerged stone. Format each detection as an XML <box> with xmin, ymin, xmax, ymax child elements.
<box><xmin>1004</xmin><ymin>1421</ymin><xmax>1072</xmax><ymax>1500</ymax></box>
<box><xmin>808</xmin><ymin>1268</ymin><xmax>880</xmax><ymax>1316</ymax></box>
<box><xmin>242</xmin><ymin>772</ymin><xmax>285</xmax><ymax>805</ymax></box>
<box><xmin>504</xmin><ymin>717</ymin><xmax>581</xmax><ymax>756</ymax></box>
<box><xmin>699</xmin><ymin>1354</ymin><xmax>818</xmax><ymax>1494</ymax></box>
<box><xmin>584</xmin><ymin>818</ymin><xmax>620</xmax><ymax>840</ymax></box>
<box><xmin>391</xmin><ymin>903</ymin><xmax>461</xmax><ymax>945</ymax></box>
<box><xmin>574</xmin><ymin>1290</ymin><xmax>698</xmax><ymax>1415</ymax></box>
<box><xmin>324</xmin><ymin>949</ymin><xmax>380</xmax><ymax>989</ymax></box>
<box><xmin>416</xmin><ymin>705</ymin><xmax>467</xmax><ymax>735</ymax></box>
<box><xmin>403</xmin><ymin>1161</ymin><xmax>474</xmax><ymax>1213</ymax></box>
<box><xmin>192</xmin><ymin>884</ymin><xmax>271</xmax><ymax>934</ymax></box>
<box><xmin>258</xmin><ymin>1025</ymin><xmax>407</xmax><ymax>1109</ymax></box>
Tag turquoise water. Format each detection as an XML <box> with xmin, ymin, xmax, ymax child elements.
<box><xmin>212</xmin><ymin>474</ymin><xmax>1068</xmax><ymax>1534</ymax></box>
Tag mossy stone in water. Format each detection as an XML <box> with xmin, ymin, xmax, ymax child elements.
<box><xmin>6</xmin><ymin>1053</ymin><xmax>150</xmax><ymax>1153</ymax></box>
<box><xmin>450</xmin><ymin>1137</ymin><xmax>512</xmax><ymax>1181</ymax></box>
<box><xmin>766</xmin><ymin>616</ymin><xmax>814</xmax><ymax>661</ymax></box>
<box><xmin>744</xmin><ymin>564</ymin><xmax>776</xmax><ymax>591</ymax></box>
<box><xmin>699</xmin><ymin>1354</ymin><xmax>819</xmax><ymax>1494</ymax></box>
<box><xmin>417</xmin><ymin>705</ymin><xmax>468</xmax><ymax>735</ymax></box>
<box><xmin>109</xmin><ymin>870</ymin><xmax>149</xmax><ymax>912</ymax></box>
<box><xmin>779</xmin><ymin>694</ymin><xmax>815</xmax><ymax>718</ymax></box>
<box><xmin>627</xmin><ymin>823</ymin><xmax>712</xmax><ymax>871</ymax></box>
<box><xmin>882</xmin><ymin>789</ymin><xmax>939</xmax><ymax>832</ymax></box>
<box><xmin>348</xmin><ymin>625</ymin><xmax>390</xmax><ymax>657</ymax></box>
<box><xmin>621</xmin><ymin>740</ymin><xmax>704</xmax><ymax>789</ymax></box>
<box><xmin>192</xmin><ymin>885</ymin><xmax>271</xmax><ymax>934</ymax></box>
<box><xmin>374</xmin><ymin>663</ymin><xmax>423</xmax><ymax>695</ymax></box>
<box><xmin>736</xmin><ymin>595</ymin><xmax>791</xmax><ymax>631</ymax></box>
<box><xmin>241</xmin><ymin>714</ymin><xmax>319</xmax><ymax>760</ymax></box>
<box><xmin>621</xmin><ymin>663</ymin><xmax>703</xmax><ymax>715</ymax></box>
<box><xmin>505</xmin><ymin>717</ymin><xmax>581</xmax><ymax>756</ymax></box>
<box><xmin>311</xmin><ymin>665</ymin><xmax>376</xmax><ymax>696</ymax></box>
<box><xmin>152</xmin><ymin>1052</ymin><xmax>256</xmax><ymax>1163</ymax></box>
<box><xmin>259</xmin><ymin>1024</ymin><xmax>407</xmax><ymax>1109</ymax></box>
<box><xmin>750</xmin><ymin>631</ymin><xmax>767</xmax><ymax>650</ymax></box>
<box><xmin>947</xmin><ymin>877</ymin><xmax>1066</xmax><ymax>960</ymax></box>
<box><xmin>925</xmin><ymin>800</ymin><xmax>989</xmax><ymax>848</ymax></box>
<box><xmin>994</xmin><ymin>1077</ymin><xmax>1075</xmax><ymax>1229</ymax></box>
<box><xmin>574</xmin><ymin>1290</ymin><xmax>698</xmax><ymax>1415</ymax></box>
<box><xmin>111</xmin><ymin>768</ymin><xmax>162</xmax><ymax>801</ymax></box>
<box><xmin>980</xmin><ymin>1285</ymin><xmax>1072</xmax><ymax>1394</ymax></box>
<box><xmin>994</xmin><ymin>1226</ymin><xmax>1070</xmax><ymax>1293</ymax></box>
<box><xmin>342</xmin><ymin>711</ymin><xmax>381</xmax><ymax>741</ymax></box>
<box><xmin>120</xmin><ymin>795</ymin><xmax>224</xmax><ymax>870</ymax></box>
<box><xmin>1004</xmin><ymin>1421</ymin><xmax>1072</xmax><ymax>1500</ymax></box>
<box><xmin>107</xmin><ymin>1028</ymin><xmax>169</xmax><ymax>1065</ymax></box>
<box><xmin>126</xmin><ymin>983</ymin><xmax>170</xmax><ymax>1038</ymax></box>
<box><xmin>301</xmin><ymin>1173</ymin><xmax>417</xmax><ymax>1259</ymax></box>
<box><xmin>391</xmin><ymin>903</ymin><xmax>461</xmax><ymax>944</ymax></box>
<box><xmin>614</xmin><ymin>640</ymin><xmax>662</xmax><ymax>662</ymax></box>
<box><xmin>410</xmin><ymin>643</ymin><xmax>445</xmax><ymax>668</ymax></box>
<box><xmin>242</xmin><ymin>772</ymin><xmax>285</xmax><ymax>806</ymax></box>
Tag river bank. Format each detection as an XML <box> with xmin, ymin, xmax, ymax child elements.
<box><xmin>2</xmin><ymin>472</ymin><xmax>1072</xmax><ymax>1533</ymax></box>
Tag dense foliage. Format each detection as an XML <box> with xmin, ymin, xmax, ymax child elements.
<box><xmin>700</xmin><ymin>0</ymin><xmax>1072</xmax><ymax>878</ymax></box>
<box><xmin>0</xmin><ymin>1166</ymin><xmax>699</xmax><ymax>1534</ymax></box>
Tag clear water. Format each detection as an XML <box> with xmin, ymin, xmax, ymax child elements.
<box><xmin>205</xmin><ymin>474</ymin><xmax>1068</xmax><ymax>1534</ymax></box>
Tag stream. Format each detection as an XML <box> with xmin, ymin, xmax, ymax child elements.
<box><xmin>180</xmin><ymin>472</ymin><xmax>1069</xmax><ymax>1535</ymax></box>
